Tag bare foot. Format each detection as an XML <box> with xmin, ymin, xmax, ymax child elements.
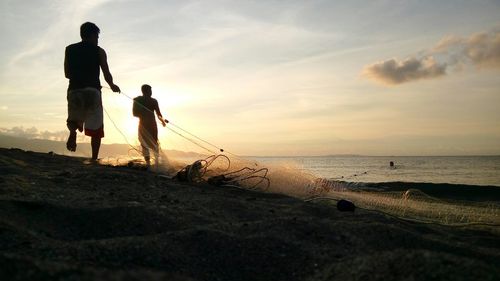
<box><xmin>66</xmin><ymin>131</ymin><xmax>77</xmax><ymax>152</ymax></box>
<box><xmin>83</xmin><ymin>158</ymin><xmax>100</xmax><ymax>165</ymax></box>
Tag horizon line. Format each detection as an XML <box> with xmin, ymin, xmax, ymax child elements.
<box><xmin>1</xmin><ymin>134</ymin><xmax>500</xmax><ymax>158</ymax></box>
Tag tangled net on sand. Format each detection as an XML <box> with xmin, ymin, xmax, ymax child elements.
<box><xmin>171</xmin><ymin>154</ymin><xmax>270</xmax><ymax>191</ymax></box>
<box><xmin>100</xmin><ymin>89</ymin><xmax>500</xmax><ymax>229</ymax></box>
<box><xmin>304</xmin><ymin>178</ymin><xmax>500</xmax><ymax>227</ymax></box>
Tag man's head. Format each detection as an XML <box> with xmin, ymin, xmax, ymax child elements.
<box><xmin>141</xmin><ymin>84</ymin><xmax>152</xmax><ymax>97</ymax></box>
<box><xmin>80</xmin><ymin>22</ymin><xmax>100</xmax><ymax>45</ymax></box>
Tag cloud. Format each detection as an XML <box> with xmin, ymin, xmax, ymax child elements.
<box><xmin>7</xmin><ymin>0</ymin><xmax>113</xmax><ymax>66</ymax></box>
<box><xmin>461</xmin><ymin>31</ymin><xmax>500</xmax><ymax>68</ymax></box>
<box><xmin>363</xmin><ymin>56</ymin><xmax>447</xmax><ymax>85</ymax></box>
<box><xmin>364</xmin><ymin>28</ymin><xmax>500</xmax><ymax>85</ymax></box>
<box><xmin>434</xmin><ymin>29</ymin><xmax>500</xmax><ymax>68</ymax></box>
<box><xmin>0</xmin><ymin>126</ymin><xmax>68</xmax><ymax>141</ymax></box>
<box><xmin>433</xmin><ymin>36</ymin><xmax>462</xmax><ymax>53</ymax></box>
<box><xmin>0</xmin><ymin>126</ymin><xmax>39</xmax><ymax>139</ymax></box>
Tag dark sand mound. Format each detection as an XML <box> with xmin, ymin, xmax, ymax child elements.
<box><xmin>1</xmin><ymin>148</ymin><xmax>499</xmax><ymax>281</ymax></box>
<box><xmin>368</xmin><ymin>181</ymin><xmax>500</xmax><ymax>202</ymax></box>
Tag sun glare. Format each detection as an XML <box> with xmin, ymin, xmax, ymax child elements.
<box><xmin>101</xmin><ymin>85</ymin><xmax>198</xmax><ymax>147</ymax></box>
<box><xmin>154</xmin><ymin>86</ymin><xmax>195</xmax><ymax>110</ymax></box>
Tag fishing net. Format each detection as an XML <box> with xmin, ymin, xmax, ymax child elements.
<box><xmin>102</xmin><ymin>89</ymin><xmax>500</xmax><ymax>228</ymax></box>
<box><xmin>134</xmin><ymin>142</ymin><xmax>500</xmax><ymax>227</ymax></box>
<box><xmin>307</xmin><ymin>184</ymin><xmax>500</xmax><ymax>227</ymax></box>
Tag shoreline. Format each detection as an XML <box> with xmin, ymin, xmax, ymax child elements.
<box><xmin>1</xmin><ymin>148</ymin><xmax>499</xmax><ymax>281</ymax></box>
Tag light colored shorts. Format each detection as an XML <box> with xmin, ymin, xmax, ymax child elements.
<box><xmin>67</xmin><ymin>87</ymin><xmax>104</xmax><ymax>138</ymax></box>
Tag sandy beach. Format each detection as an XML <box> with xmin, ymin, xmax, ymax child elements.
<box><xmin>1</xmin><ymin>147</ymin><xmax>499</xmax><ymax>281</ymax></box>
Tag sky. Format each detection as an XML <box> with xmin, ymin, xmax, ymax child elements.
<box><xmin>1</xmin><ymin>0</ymin><xmax>499</xmax><ymax>156</ymax></box>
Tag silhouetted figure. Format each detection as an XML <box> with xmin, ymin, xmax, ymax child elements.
<box><xmin>64</xmin><ymin>22</ymin><xmax>120</xmax><ymax>160</ymax></box>
<box><xmin>390</xmin><ymin>161</ymin><xmax>395</xmax><ymax>169</ymax></box>
<box><xmin>133</xmin><ymin>84</ymin><xmax>167</xmax><ymax>166</ymax></box>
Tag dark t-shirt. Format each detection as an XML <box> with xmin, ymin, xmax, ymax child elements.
<box><xmin>65</xmin><ymin>42</ymin><xmax>101</xmax><ymax>90</ymax></box>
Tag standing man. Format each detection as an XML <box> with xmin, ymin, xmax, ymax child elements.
<box><xmin>65</xmin><ymin>22</ymin><xmax>120</xmax><ymax>161</ymax></box>
<box><xmin>133</xmin><ymin>84</ymin><xmax>167</xmax><ymax>167</ymax></box>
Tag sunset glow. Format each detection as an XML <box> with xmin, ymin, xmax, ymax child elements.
<box><xmin>1</xmin><ymin>1</ymin><xmax>499</xmax><ymax>156</ymax></box>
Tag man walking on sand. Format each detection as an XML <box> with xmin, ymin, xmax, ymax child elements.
<box><xmin>65</xmin><ymin>22</ymin><xmax>120</xmax><ymax>161</ymax></box>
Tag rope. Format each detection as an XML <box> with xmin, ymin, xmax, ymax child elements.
<box><xmin>305</xmin><ymin>196</ymin><xmax>500</xmax><ymax>228</ymax></box>
<box><xmin>175</xmin><ymin>154</ymin><xmax>270</xmax><ymax>190</ymax></box>
<box><xmin>103</xmin><ymin>106</ymin><xmax>142</xmax><ymax>155</ymax></box>
<box><xmin>103</xmin><ymin>86</ymin><xmax>257</xmax><ymax>165</ymax></box>
<box><xmin>102</xmin><ymin>88</ymin><xmax>498</xmax><ymax>228</ymax></box>
<box><xmin>103</xmin><ymin>96</ymin><xmax>168</xmax><ymax>165</ymax></box>
<box><xmin>164</xmin><ymin>126</ymin><xmax>216</xmax><ymax>155</ymax></box>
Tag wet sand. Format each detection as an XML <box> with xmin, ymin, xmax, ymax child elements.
<box><xmin>0</xmin><ymin>148</ymin><xmax>499</xmax><ymax>281</ymax></box>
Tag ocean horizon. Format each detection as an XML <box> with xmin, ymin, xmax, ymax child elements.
<box><xmin>251</xmin><ymin>155</ymin><xmax>500</xmax><ymax>187</ymax></box>
<box><xmin>2</xmin><ymin>134</ymin><xmax>499</xmax><ymax>187</ymax></box>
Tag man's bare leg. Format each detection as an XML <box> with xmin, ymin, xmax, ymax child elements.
<box><xmin>66</xmin><ymin>129</ymin><xmax>77</xmax><ymax>152</ymax></box>
<box><xmin>141</xmin><ymin>145</ymin><xmax>151</xmax><ymax>166</ymax></box>
<box><xmin>91</xmin><ymin>137</ymin><xmax>101</xmax><ymax>160</ymax></box>
<box><xmin>154</xmin><ymin>145</ymin><xmax>160</xmax><ymax>167</ymax></box>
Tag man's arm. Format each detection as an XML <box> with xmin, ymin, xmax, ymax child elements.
<box><xmin>98</xmin><ymin>48</ymin><xmax>120</xmax><ymax>92</ymax></box>
<box><xmin>64</xmin><ymin>47</ymin><xmax>70</xmax><ymax>79</ymax></box>
<box><xmin>155</xmin><ymin>100</ymin><xmax>167</xmax><ymax>126</ymax></box>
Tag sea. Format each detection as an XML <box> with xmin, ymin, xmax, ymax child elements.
<box><xmin>252</xmin><ymin>155</ymin><xmax>500</xmax><ymax>187</ymax></box>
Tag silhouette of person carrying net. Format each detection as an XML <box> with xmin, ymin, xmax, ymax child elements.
<box><xmin>64</xmin><ymin>22</ymin><xmax>120</xmax><ymax>161</ymax></box>
<box><xmin>133</xmin><ymin>84</ymin><xmax>167</xmax><ymax>167</ymax></box>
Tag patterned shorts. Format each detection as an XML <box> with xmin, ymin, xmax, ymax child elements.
<box><xmin>67</xmin><ymin>87</ymin><xmax>104</xmax><ymax>138</ymax></box>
